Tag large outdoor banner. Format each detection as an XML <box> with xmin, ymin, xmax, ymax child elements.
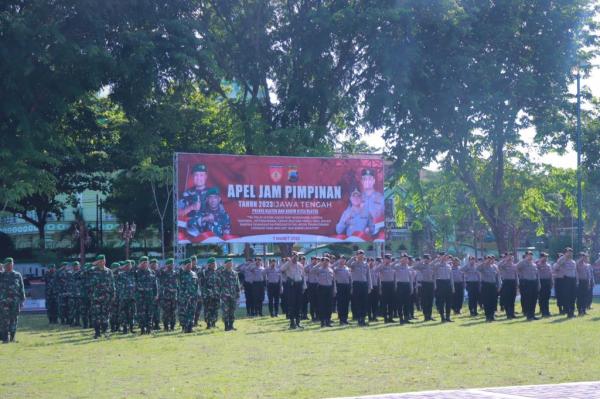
<box><xmin>175</xmin><ymin>153</ymin><xmax>384</xmax><ymax>244</ymax></box>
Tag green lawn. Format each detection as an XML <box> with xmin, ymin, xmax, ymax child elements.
<box><xmin>1</xmin><ymin>302</ymin><xmax>599</xmax><ymax>399</ymax></box>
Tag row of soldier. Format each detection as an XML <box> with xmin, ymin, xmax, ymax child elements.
<box><xmin>43</xmin><ymin>255</ymin><xmax>241</xmax><ymax>339</ymax></box>
<box><xmin>238</xmin><ymin>247</ymin><xmax>596</xmax><ymax>329</ymax></box>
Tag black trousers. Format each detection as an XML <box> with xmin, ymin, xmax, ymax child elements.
<box><xmin>563</xmin><ymin>277</ymin><xmax>576</xmax><ymax>317</ymax></box>
<box><xmin>252</xmin><ymin>281</ymin><xmax>265</xmax><ymax>315</ymax></box>
<box><xmin>576</xmin><ymin>279</ymin><xmax>589</xmax><ymax>315</ymax></box>
<box><xmin>481</xmin><ymin>282</ymin><xmax>498</xmax><ymax>320</ymax></box>
<box><xmin>421</xmin><ymin>282</ymin><xmax>434</xmax><ymax>319</ymax></box>
<box><xmin>435</xmin><ymin>280</ymin><xmax>452</xmax><ymax>319</ymax></box>
<box><xmin>500</xmin><ymin>279</ymin><xmax>517</xmax><ymax>317</ymax></box>
<box><xmin>466</xmin><ymin>281</ymin><xmax>480</xmax><ymax>315</ymax></box>
<box><xmin>308</xmin><ymin>283</ymin><xmax>319</xmax><ymax>320</ymax></box>
<box><xmin>396</xmin><ymin>282</ymin><xmax>412</xmax><ymax>322</ymax></box>
<box><xmin>380</xmin><ymin>282</ymin><xmax>395</xmax><ymax>321</ymax></box>
<box><xmin>301</xmin><ymin>286</ymin><xmax>310</xmax><ymax>318</ymax></box>
<box><xmin>452</xmin><ymin>282</ymin><xmax>464</xmax><ymax>313</ymax></box>
<box><xmin>267</xmin><ymin>283</ymin><xmax>281</xmax><ymax>316</ymax></box>
<box><xmin>587</xmin><ymin>282</ymin><xmax>594</xmax><ymax>309</ymax></box>
<box><xmin>286</xmin><ymin>280</ymin><xmax>303</xmax><ymax>323</ymax></box>
<box><xmin>554</xmin><ymin>277</ymin><xmax>564</xmax><ymax>313</ymax></box>
<box><xmin>352</xmin><ymin>281</ymin><xmax>369</xmax><ymax>321</ymax></box>
<box><xmin>368</xmin><ymin>286</ymin><xmax>380</xmax><ymax>320</ymax></box>
<box><xmin>538</xmin><ymin>279</ymin><xmax>552</xmax><ymax>316</ymax></box>
<box><xmin>317</xmin><ymin>285</ymin><xmax>334</xmax><ymax>323</ymax></box>
<box><xmin>336</xmin><ymin>283</ymin><xmax>350</xmax><ymax>322</ymax></box>
<box><xmin>519</xmin><ymin>280</ymin><xmax>538</xmax><ymax>319</ymax></box>
<box><xmin>244</xmin><ymin>282</ymin><xmax>254</xmax><ymax>315</ymax></box>
<box><xmin>281</xmin><ymin>282</ymin><xmax>288</xmax><ymax>316</ymax></box>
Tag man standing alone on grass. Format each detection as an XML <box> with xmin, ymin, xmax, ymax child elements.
<box><xmin>0</xmin><ymin>258</ymin><xmax>25</xmax><ymax>343</ymax></box>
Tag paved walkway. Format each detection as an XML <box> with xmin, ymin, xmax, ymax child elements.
<box><xmin>335</xmin><ymin>381</ymin><xmax>600</xmax><ymax>399</ymax></box>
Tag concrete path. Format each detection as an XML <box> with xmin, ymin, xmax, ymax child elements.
<box><xmin>335</xmin><ymin>381</ymin><xmax>600</xmax><ymax>399</ymax></box>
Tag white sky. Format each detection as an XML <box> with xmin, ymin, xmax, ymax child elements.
<box><xmin>364</xmin><ymin>58</ymin><xmax>600</xmax><ymax>170</ymax></box>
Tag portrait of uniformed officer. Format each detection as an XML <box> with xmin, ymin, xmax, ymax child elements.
<box><xmin>360</xmin><ymin>168</ymin><xmax>384</xmax><ymax>226</ymax></box>
<box><xmin>198</xmin><ymin>187</ymin><xmax>231</xmax><ymax>237</ymax></box>
<box><xmin>178</xmin><ymin>163</ymin><xmax>211</xmax><ymax>221</ymax></box>
<box><xmin>336</xmin><ymin>188</ymin><xmax>374</xmax><ymax>237</ymax></box>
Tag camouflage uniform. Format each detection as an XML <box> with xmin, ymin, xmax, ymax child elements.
<box><xmin>89</xmin><ymin>261</ymin><xmax>115</xmax><ymax>338</ymax></box>
<box><xmin>80</xmin><ymin>264</ymin><xmax>93</xmax><ymax>329</ymax></box>
<box><xmin>0</xmin><ymin>262</ymin><xmax>26</xmax><ymax>343</ymax></box>
<box><xmin>158</xmin><ymin>261</ymin><xmax>178</xmax><ymax>331</ymax></box>
<box><xmin>44</xmin><ymin>266</ymin><xmax>58</xmax><ymax>323</ymax></box>
<box><xmin>135</xmin><ymin>266</ymin><xmax>158</xmax><ymax>334</ymax></box>
<box><xmin>68</xmin><ymin>264</ymin><xmax>83</xmax><ymax>326</ymax></box>
<box><xmin>200</xmin><ymin>204</ymin><xmax>231</xmax><ymax>237</ymax></box>
<box><xmin>117</xmin><ymin>266</ymin><xmax>136</xmax><ymax>333</ymax></box>
<box><xmin>219</xmin><ymin>264</ymin><xmax>241</xmax><ymax>331</ymax></box>
<box><xmin>109</xmin><ymin>266</ymin><xmax>121</xmax><ymax>332</ymax></box>
<box><xmin>178</xmin><ymin>262</ymin><xmax>199</xmax><ymax>333</ymax></box>
<box><xmin>200</xmin><ymin>263</ymin><xmax>221</xmax><ymax>328</ymax></box>
<box><xmin>150</xmin><ymin>261</ymin><xmax>161</xmax><ymax>330</ymax></box>
<box><xmin>192</xmin><ymin>260</ymin><xmax>203</xmax><ymax>326</ymax></box>
<box><xmin>56</xmin><ymin>265</ymin><xmax>71</xmax><ymax>324</ymax></box>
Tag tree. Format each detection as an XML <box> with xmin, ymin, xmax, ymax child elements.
<box><xmin>1</xmin><ymin>0</ymin><xmax>203</xmax><ymax>207</ymax></box>
<box><xmin>361</xmin><ymin>0</ymin><xmax>598</xmax><ymax>252</ymax></box>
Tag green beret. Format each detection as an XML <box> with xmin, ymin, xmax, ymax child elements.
<box><xmin>139</xmin><ymin>256</ymin><xmax>149</xmax><ymax>263</ymax></box>
<box><xmin>71</xmin><ymin>261</ymin><xmax>80</xmax><ymax>267</ymax></box>
<box><xmin>84</xmin><ymin>263</ymin><xmax>92</xmax><ymax>270</ymax></box>
<box><xmin>206</xmin><ymin>187</ymin><xmax>220</xmax><ymax>196</ymax></box>
<box><xmin>207</xmin><ymin>257</ymin><xmax>216</xmax><ymax>264</ymax></box>
<box><xmin>60</xmin><ymin>262</ymin><xmax>69</xmax><ymax>267</ymax></box>
<box><xmin>149</xmin><ymin>258</ymin><xmax>158</xmax><ymax>264</ymax></box>
<box><xmin>165</xmin><ymin>258</ymin><xmax>174</xmax><ymax>266</ymax></box>
<box><xmin>190</xmin><ymin>255</ymin><xmax>197</xmax><ymax>261</ymax></box>
<box><xmin>110</xmin><ymin>262</ymin><xmax>120</xmax><ymax>269</ymax></box>
<box><xmin>95</xmin><ymin>254</ymin><xmax>106</xmax><ymax>261</ymax></box>
<box><xmin>361</xmin><ymin>168</ymin><xmax>375</xmax><ymax>177</ymax></box>
<box><xmin>192</xmin><ymin>163</ymin><xmax>207</xmax><ymax>173</ymax></box>
<box><xmin>225</xmin><ymin>258</ymin><xmax>233</xmax><ymax>263</ymax></box>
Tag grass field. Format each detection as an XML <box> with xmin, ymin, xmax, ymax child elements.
<box><xmin>1</xmin><ymin>301</ymin><xmax>599</xmax><ymax>399</ymax></box>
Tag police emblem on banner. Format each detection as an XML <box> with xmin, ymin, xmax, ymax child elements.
<box><xmin>269</xmin><ymin>165</ymin><xmax>284</xmax><ymax>183</ymax></box>
<box><xmin>288</xmin><ymin>165</ymin><xmax>299</xmax><ymax>182</ymax></box>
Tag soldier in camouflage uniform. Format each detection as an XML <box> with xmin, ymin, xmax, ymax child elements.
<box><xmin>158</xmin><ymin>258</ymin><xmax>178</xmax><ymax>331</ymax></box>
<box><xmin>56</xmin><ymin>262</ymin><xmax>71</xmax><ymax>324</ymax></box>
<box><xmin>178</xmin><ymin>258</ymin><xmax>199</xmax><ymax>333</ymax></box>
<box><xmin>179</xmin><ymin>163</ymin><xmax>211</xmax><ymax>237</ymax></box>
<box><xmin>149</xmin><ymin>259</ymin><xmax>161</xmax><ymax>330</ymax></box>
<box><xmin>191</xmin><ymin>255</ymin><xmax>202</xmax><ymax>327</ymax></box>
<box><xmin>44</xmin><ymin>264</ymin><xmax>58</xmax><ymax>323</ymax></box>
<box><xmin>109</xmin><ymin>262</ymin><xmax>121</xmax><ymax>332</ymax></box>
<box><xmin>219</xmin><ymin>259</ymin><xmax>241</xmax><ymax>331</ymax></box>
<box><xmin>117</xmin><ymin>261</ymin><xmax>137</xmax><ymax>334</ymax></box>
<box><xmin>68</xmin><ymin>261</ymin><xmax>84</xmax><ymax>326</ymax></box>
<box><xmin>200</xmin><ymin>257</ymin><xmax>221</xmax><ymax>329</ymax></box>
<box><xmin>135</xmin><ymin>256</ymin><xmax>158</xmax><ymax>335</ymax></box>
<box><xmin>0</xmin><ymin>258</ymin><xmax>26</xmax><ymax>343</ymax></box>
<box><xmin>199</xmin><ymin>187</ymin><xmax>231</xmax><ymax>237</ymax></box>
<box><xmin>89</xmin><ymin>255</ymin><xmax>115</xmax><ymax>339</ymax></box>
<box><xmin>80</xmin><ymin>263</ymin><xmax>93</xmax><ymax>328</ymax></box>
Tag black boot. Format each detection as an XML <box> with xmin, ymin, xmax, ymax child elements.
<box><xmin>170</xmin><ymin>322</ymin><xmax>175</xmax><ymax>331</ymax></box>
<box><xmin>122</xmin><ymin>325</ymin><xmax>128</xmax><ymax>334</ymax></box>
<box><xmin>94</xmin><ymin>325</ymin><xmax>101</xmax><ymax>339</ymax></box>
<box><xmin>230</xmin><ymin>321</ymin><xmax>236</xmax><ymax>331</ymax></box>
<box><xmin>1</xmin><ymin>331</ymin><xmax>8</xmax><ymax>343</ymax></box>
<box><xmin>224</xmin><ymin>321</ymin><xmax>230</xmax><ymax>331</ymax></box>
<box><xmin>164</xmin><ymin>322</ymin><xmax>169</xmax><ymax>331</ymax></box>
<box><xmin>289</xmin><ymin>320</ymin><xmax>297</xmax><ymax>329</ymax></box>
